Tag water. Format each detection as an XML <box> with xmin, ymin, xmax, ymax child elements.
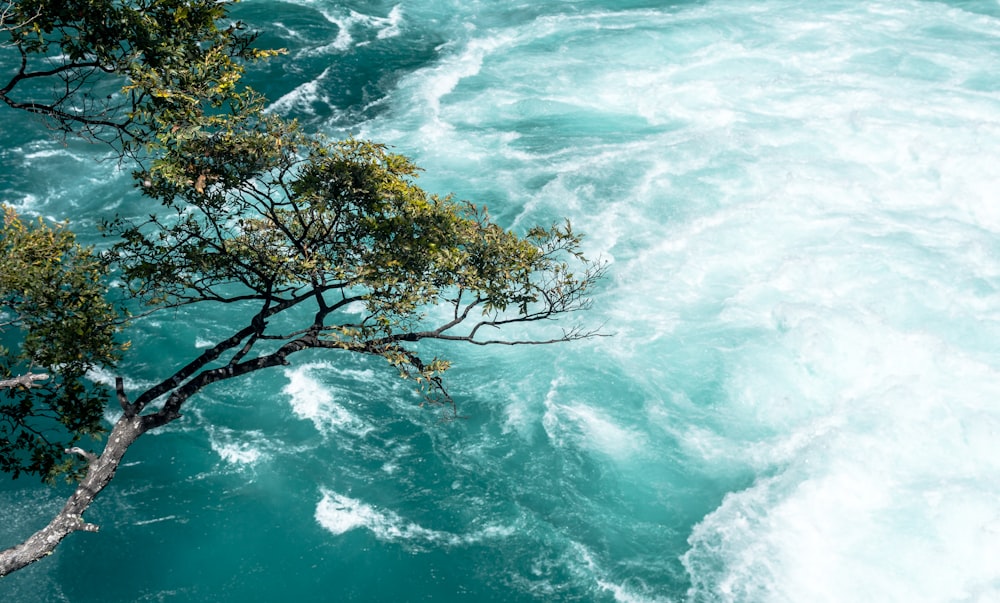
<box><xmin>3</xmin><ymin>1</ymin><xmax>1000</xmax><ymax>601</ymax></box>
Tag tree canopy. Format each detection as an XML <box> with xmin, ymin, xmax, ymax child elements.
<box><xmin>0</xmin><ymin>0</ymin><xmax>605</xmax><ymax>578</ymax></box>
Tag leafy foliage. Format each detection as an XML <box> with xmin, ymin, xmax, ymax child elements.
<box><xmin>107</xmin><ymin>114</ymin><xmax>605</xmax><ymax>413</ymax></box>
<box><xmin>1</xmin><ymin>0</ymin><xmax>605</xmax><ymax>477</ymax></box>
<box><xmin>0</xmin><ymin>0</ymin><xmax>279</xmax><ymax>148</ymax></box>
<box><xmin>0</xmin><ymin>206</ymin><xmax>123</xmax><ymax>479</ymax></box>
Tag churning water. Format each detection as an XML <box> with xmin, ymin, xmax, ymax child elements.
<box><xmin>3</xmin><ymin>1</ymin><xmax>1000</xmax><ymax>601</ymax></box>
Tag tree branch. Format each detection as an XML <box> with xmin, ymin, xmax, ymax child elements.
<box><xmin>116</xmin><ymin>376</ymin><xmax>135</xmax><ymax>418</ymax></box>
<box><xmin>0</xmin><ymin>372</ymin><xmax>49</xmax><ymax>389</ymax></box>
<box><xmin>65</xmin><ymin>446</ymin><xmax>98</xmax><ymax>465</ymax></box>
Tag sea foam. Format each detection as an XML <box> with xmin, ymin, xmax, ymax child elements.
<box><xmin>315</xmin><ymin>488</ymin><xmax>514</xmax><ymax>546</ymax></box>
<box><xmin>281</xmin><ymin>362</ymin><xmax>375</xmax><ymax>437</ymax></box>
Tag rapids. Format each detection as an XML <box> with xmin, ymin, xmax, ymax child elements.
<box><xmin>3</xmin><ymin>1</ymin><xmax>1000</xmax><ymax>600</ymax></box>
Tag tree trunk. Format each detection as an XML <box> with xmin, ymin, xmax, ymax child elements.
<box><xmin>0</xmin><ymin>413</ymin><xmax>147</xmax><ymax>577</ymax></box>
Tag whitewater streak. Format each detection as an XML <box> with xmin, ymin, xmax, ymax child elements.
<box><xmin>2</xmin><ymin>0</ymin><xmax>1000</xmax><ymax>601</ymax></box>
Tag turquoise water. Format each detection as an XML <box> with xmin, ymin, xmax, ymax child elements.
<box><xmin>4</xmin><ymin>0</ymin><xmax>1000</xmax><ymax>601</ymax></box>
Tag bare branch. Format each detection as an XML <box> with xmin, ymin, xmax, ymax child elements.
<box><xmin>0</xmin><ymin>2</ymin><xmax>41</xmax><ymax>40</ymax></box>
<box><xmin>64</xmin><ymin>446</ymin><xmax>98</xmax><ymax>465</ymax></box>
<box><xmin>116</xmin><ymin>376</ymin><xmax>135</xmax><ymax>418</ymax></box>
<box><xmin>0</xmin><ymin>372</ymin><xmax>49</xmax><ymax>389</ymax></box>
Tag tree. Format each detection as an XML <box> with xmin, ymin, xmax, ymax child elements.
<box><xmin>0</xmin><ymin>0</ymin><xmax>605</xmax><ymax>578</ymax></box>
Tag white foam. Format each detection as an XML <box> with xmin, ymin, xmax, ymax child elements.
<box><xmin>281</xmin><ymin>362</ymin><xmax>374</xmax><ymax>436</ymax></box>
<box><xmin>208</xmin><ymin>427</ymin><xmax>269</xmax><ymax>466</ymax></box>
<box><xmin>376</xmin><ymin>5</ymin><xmax>404</xmax><ymax>40</ymax></box>
<box><xmin>315</xmin><ymin>488</ymin><xmax>514</xmax><ymax>545</ymax></box>
<box><xmin>554</xmin><ymin>403</ymin><xmax>644</xmax><ymax>460</ymax></box>
<box><xmin>306</xmin><ymin>5</ymin><xmax>403</xmax><ymax>55</ymax></box>
<box><xmin>538</xmin><ymin>374</ymin><xmax>646</xmax><ymax>460</ymax></box>
<box><xmin>679</xmin><ymin>308</ymin><xmax>1000</xmax><ymax>599</ymax></box>
<box><xmin>193</xmin><ymin>336</ymin><xmax>214</xmax><ymax>349</ymax></box>
<box><xmin>412</xmin><ymin>30</ymin><xmax>517</xmax><ymax>125</ymax></box>
<box><xmin>528</xmin><ymin>540</ymin><xmax>672</xmax><ymax>603</ymax></box>
<box><xmin>266</xmin><ymin>67</ymin><xmax>332</xmax><ymax>116</ymax></box>
<box><xmin>315</xmin><ymin>10</ymin><xmax>354</xmax><ymax>52</ymax></box>
<box><xmin>3</xmin><ymin>193</ymin><xmax>40</xmax><ymax>215</ymax></box>
<box><xmin>315</xmin><ymin>489</ymin><xmax>436</xmax><ymax>539</ymax></box>
<box><xmin>315</xmin><ymin>490</ymin><xmax>372</xmax><ymax>535</ymax></box>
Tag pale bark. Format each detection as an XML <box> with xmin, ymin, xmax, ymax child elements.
<box><xmin>0</xmin><ymin>413</ymin><xmax>147</xmax><ymax>577</ymax></box>
<box><xmin>0</xmin><ymin>372</ymin><xmax>49</xmax><ymax>389</ymax></box>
